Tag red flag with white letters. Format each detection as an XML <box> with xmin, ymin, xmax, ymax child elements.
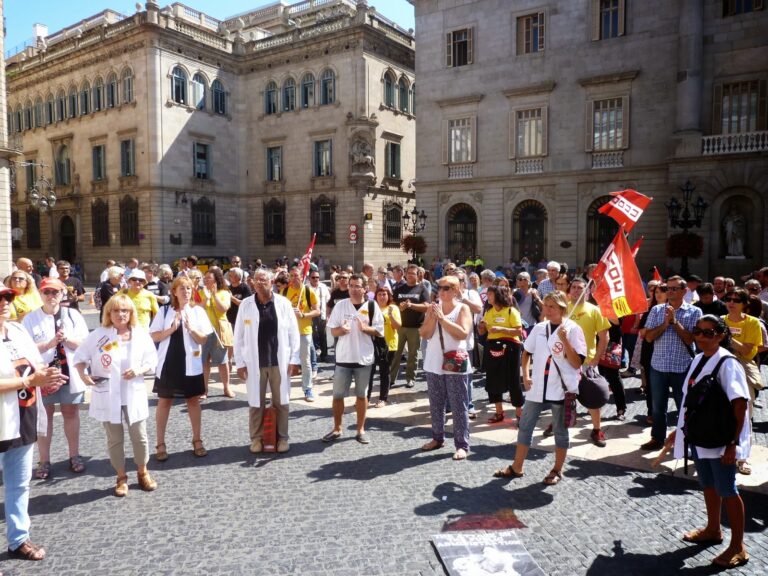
<box><xmin>598</xmin><ymin>189</ymin><xmax>652</xmax><ymax>233</ymax></box>
<box><xmin>630</xmin><ymin>236</ymin><xmax>644</xmax><ymax>258</ymax></box>
<box><xmin>592</xmin><ymin>228</ymin><xmax>648</xmax><ymax>320</ymax></box>
<box><xmin>300</xmin><ymin>234</ymin><xmax>316</xmax><ymax>281</ymax></box>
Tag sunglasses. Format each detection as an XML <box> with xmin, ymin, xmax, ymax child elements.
<box><xmin>310</xmin><ymin>276</ymin><xmax>320</xmax><ymax>280</ymax></box>
<box><xmin>722</xmin><ymin>297</ymin><xmax>745</xmax><ymax>304</ymax></box>
<box><xmin>10</xmin><ymin>276</ymin><xmax>26</xmax><ymax>282</ymax></box>
<box><xmin>41</xmin><ymin>289</ymin><xmax>61</xmax><ymax>296</ymax></box>
<box><xmin>667</xmin><ymin>286</ymin><xmax>685</xmax><ymax>292</ymax></box>
<box><xmin>438</xmin><ymin>285</ymin><xmax>452</xmax><ymax>291</ymax></box>
<box><xmin>0</xmin><ymin>292</ymin><xmax>16</xmax><ymax>303</ymax></box>
<box><xmin>656</xmin><ymin>286</ymin><xmax>668</xmax><ymax>292</ymax></box>
<box><xmin>692</xmin><ymin>327</ymin><xmax>718</xmax><ymax>338</ymax></box>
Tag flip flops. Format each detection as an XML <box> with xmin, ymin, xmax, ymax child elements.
<box><xmin>682</xmin><ymin>529</ymin><xmax>723</xmax><ymax>546</ymax></box>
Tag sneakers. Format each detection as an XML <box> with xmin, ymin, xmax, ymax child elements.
<box><xmin>250</xmin><ymin>438</ymin><xmax>263</xmax><ymax>453</ymax></box>
<box><xmin>304</xmin><ymin>389</ymin><xmax>315</xmax><ymax>402</ymax></box>
<box><xmin>311</xmin><ymin>370</ymin><xmax>318</xmax><ymax>379</ymax></box>
<box><xmin>276</xmin><ymin>439</ymin><xmax>290</xmax><ymax>453</ymax></box>
<box><xmin>590</xmin><ymin>428</ymin><xmax>607</xmax><ymax>448</ymax></box>
<box><xmin>405</xmin><ymin>380</ymin><xmax>415</xmax><ymax>388</ymax></box>
<box><xmin>542</xmin><ymin>423</ymin><xmax>554</xmax><ymax>438</ymax></box>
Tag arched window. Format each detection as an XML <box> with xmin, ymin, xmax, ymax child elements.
<box><xmin>23</xmin><ymin>101</ymin><xmax>33</xmax><ymax>130</ymax></box>
<box><xmin>34</xmin><ymin>97</ymin><xmax>44</xmax><ymax>127</ymax></box>
<box><xmin>55</xmin><ymin>145</ymin><xmax>71</xmax><ymax>186</ymax></box>
<box><xmin>45</xmin><ymin>94</ymin><xmax>55</xmax><ymax>125</ymax></box>
<box><xmin>383</xmin><ymin>203</ymin><xmax>402</xmax><ymax>248</ymax></box>
<box><xmin>283</xmin><ymin>77</ymin><xmax>296</xmax><ymax>112</ymax></box>
<box><xmin>398</xmin><ymin>77</ymin><xmax>410</xmax><ymax>113</ymax></box>
<box><xmin>192</xmin><ymin>73</ymin><xmax>207</xmax><ymax>110</ymax></box>
<box><xmin>192</xmin><ymin>196</ymin><xmax>216</xmax><ymax>245</ymax></box>
<box><xmin>106</xmin><ymin>73</ymin><xmax>118</xmax><ymax>108</ymax></box>
<box><xmin>513</xmin><ymin>200</ymin><xmax>548</xmax><ymax>263</ymax></box>
<box><xmin>122</xmin><ymin>68</ymin><xmax>133</xmax><ymax>103</ymax></box>
<box><xmin>80</xmin><ymin>81</ymin><xmax>90</xmax><ymax>115</ymax></box>
<box><xmin>67</xmin><ymin>87</ymin><xmax>77</xmax><ymax>118</ymax></box>
<box><xmin>212</xmin><ymin>79</ymin><xmax>227</xmax><ymax>115</ymax></box>
<box><xmin>320</xmin><ymin>69</ymin><xmax>335</xmax><ymax>105</ymax></box>
<box><xmin>171</xmin><ymin>67</ymin><xmax>187</xmax><ymax>104</ymax></box>
<box><xmin>26</xmin><ymin>207</ymin><xmax>41</xmax><ymax>248</ymax></box>
<box><xmin>13</xmin><ymin>105</ymin><xmax>22</xmax><ymax>133</ymax></box>
<box><xmin>311</xmin><ymin>195</ymin><xmax>336</xmax><ymax>244</ymax></box>
<box><xmin>587</xmin><ymin>196</ymin><xmax>619</xmax><ymax>263</ymax></box>
<box><xmin>383</xmin><ymin>71</ymin><xmax>396</xmax><ymax>108</ymax></box>
<box><xmin>120</xmin><ymin>195</ymin><xmax>139</xmax><ymax>246</ymax></box>
<box><xmin>92</xmin><ymin>77</ymin><xmax>104</xmax><ymax>112</ymax></box>
<box><xmin>301</xmin><ymin>73</ymin><xmax>315</xmax><ymax>108</ymax></box>
<box><xmin>56</xmin><ymin>90</ymin><xmax>66</xmax><ymax>121</ymax></box>
<box><xmin>265</xmin><ymin>81</ymin><xmax>278</xmax><ymax>114</ymax></box>
<box><xmin>446</xmin><ymin>203</ymin><xmax>477</xmax><ymax>264</ymax></box>
<box><xmin>263</xmin><ymin>198</ymin><xmax>286</xmax><ymax>245</ymax></box>
<box><xmin>91</xmin><ymin>199</ymin><xmax>110</xmax><ymax>246</ymax></box>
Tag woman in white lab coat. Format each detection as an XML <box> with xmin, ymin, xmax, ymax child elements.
<box><xmin>74</xmin><ymin>294</ymin><xmax>158</xmax><ymax>497</ymax></box>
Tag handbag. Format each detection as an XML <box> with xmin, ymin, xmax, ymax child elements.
<box><xmin>438</xmin><ymin>323</ymin><xmax>469</xmax><ymax>373</ymax></box>
<box><xmin>548</xmin><ymin>352</ymin><xmax>577</xmax><ymax>429</ymax></box>
<box><xmin>578</xmin><ymin>365</ymin><xmax>611</xmax><ymax>409</ymax></box>
<box><xmin>598</xmin><ymin>342</ymin><xmax>622</xmax><ymax>369</ymax></box>
<box><xmin>217</xmin><ymin>317</ymin><xmax>234</xmax><ymax>347</ymax></box>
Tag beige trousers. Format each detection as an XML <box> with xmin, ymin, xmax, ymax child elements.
<box><xmin>103</xmin><ymin>406</ymin><xmax>149</xmax><ymax>472</ymax></box>
<box><xmin>248</xmin><ymin>366</ymin><xmax>290</xmax><ymax>441</ymax></box>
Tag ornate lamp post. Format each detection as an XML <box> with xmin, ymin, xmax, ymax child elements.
<box><xmin>665</xmin><ymin>180</ymin><xmax>707</xmax><ymax>277</ymax></box>
<box><xmin>402</xmin><ymin>205</ymin><xmax>427</xmax><ymax>264</ymax></box>
<box><xmin>12</xmin><ymin>161</ymin><xmax>57</xmax><ymax>211</ymax></box>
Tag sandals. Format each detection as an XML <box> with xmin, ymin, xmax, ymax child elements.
<box><xmin>35</xmin><ymin>461</ymin><xmax>52</xmax><ymax>480</ymax></box>
<box><xmin>155</xmin><ymin>443</ymin><xmax>168</xmax><ymax>462</ymax></box>
<box><xmin>487</xmin><ymin>412</ymin><xmax>505</xmax><ymax>424</ymax></box>
<box><xmin>114</xmin><ymin>475</ymin><xmax>129</xmax><ymax>497</ymax></box>
<box><xmin>712</xmin><ymin>549</ymin><xmax>749</xmax><ymax>568</ymax></box>
<box><xmin>493</xmin><ymin>465</ymin><xmax>524</xmax><ymax>479</ymax></box>
<box><xmin>322</xmin><ymin>431</ymin><xmax>342</xmax><ymax>443</ymax></box>
<box><xmin>737</xmin><ymin>461</ymin><xmax>752</xmax><ymax>475</ymax></box>
<box><xmin>373</xmin><ymin>400</ymin><xmax>387</xmax><ymax>408</ymax></box>
<box><xmin>137</xmin><ymin>471</ymin><xmax>158</xmax><ymax>492</ymax></box>
<box><xmin>452</xmin><ymin>448</ymin><xmax>468</xmax><ymax>461</ymax></box>
<box><xmin>192</xmin><ymin>439</ymin><xmax>208</xmax><ymax>457</ymax></box>
<box><xmin>543</xmin><ymin>468</ymin><xmax>563</xmax><ymax>485</ymax></box>
<box><xmin>682</xmin><ymin>528</ymin><xmax>723</xmax><ymax>545</ymax></box>
<box><xmin>421</xmin><ymin>440</ymin><xmax>444</xmax><ymax>451</ymax></box>
<box><xmin>69</xmin><ymin>455</ymin><xmax>86</xmax><ymax>473</ymax></box>
<box><xmin>7</xmin><ymin>540</ymin><xmax>46</xmax><ymax>561</ymax></box>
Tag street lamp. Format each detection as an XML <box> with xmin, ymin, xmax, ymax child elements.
<box><xmin>665</xmin><ymin>180</ymin><xmax>708</xmax><ymax>277</ymax></box>
<box><xmin>403</xmin><ymin>205</ymin><xmax>427</xmax><ymax>234</ymax></box>
<box><xmin>25</xmin><ymin>162</ymin><xmax>57</xmax><ymax>212</ymax></box>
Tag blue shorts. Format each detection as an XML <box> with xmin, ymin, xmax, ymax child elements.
<box><xmin>201</xmin><ymin>332</ymin><xmax>227</xmax><ymax>366</ymax></box>
<box><xmin>332</xmin><ymin>365</ymin><xmax>372</xmax><ymax>399</ymax></box>
<box><xmin>691</xmin><ymin>446</ymin><xmax>739</xmax><ymax>498</ymax></box>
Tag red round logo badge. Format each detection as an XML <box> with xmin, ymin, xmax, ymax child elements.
<box><xmin>553</xmin><ymin>342</ymin><xmax>564</xmax><ymax>354</ymax></box>
<box><xmin>101</xmin><ymin>354</ymin><xmax>112</xmax><ymax>368</ymax></box>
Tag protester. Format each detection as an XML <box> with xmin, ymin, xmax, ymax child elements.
<box><xmin>309</xmin><ymin>271</ymin><xmax>331</xmax><ymax>362</ymax></box>
<box><xmin>150</xmin><ymin>277</ymin><xmax>213</xmax><ymax>460</ymax></box>
<box><xmin>73</xmin><ymin>295</ymin><xmax>158</xmax><ymax>496</ymax></box>
<box><xmin>98</xmin><ymin>266</ymin><xmax>125</xmax><ymax>322</ymax></box>
<box><xmin>15</xmin><ymin>258</ymin><xmax>42</xmax><ymax>288</ymax></box>
<box><xmin>368</xmin><ymin>286</ymin><xmax>401</xmax><ymax>407</ymax></box>
<box><xmin>450</xmin><ymin>269</ymin><xmax>483</xmax><ymax>418</ymax></box>
<box><xmin>536</xmin><ymin>261</ymin><xmax>560</xmax><ymax>297</ymax></box>
<box><xmin>390</xmin><ymin>264</ymin><xmax>431</xmax><ymax>389</ymax></box>
<box><xmin>122</xmin><ymin>269</ymin><xmax>158</xmax><ymax>329</ymax></box>
<box><xmin>56</xmin><ymin>261</ymin><xmax>85</xmax><ymax>311</ymax></box>
<box><xmin>1</xmin><ymin>285</ymin><xmax>68</xmax><ymax>562</ymax></box>
<box><xmin>282</xmin><ymin>267</ymin><xmax>320</xmax><ymax>401</ymax></box>
<box><xmin>666</xmin><ymin>315</ymin><xmax>750</xmax><ymax>569</ymax></box>
<box><xmin>694</xmin><ymin>283</ymin><xmax>727</xmax><ymax>316</ymax></box>
<box><xmin>4</xmin><ymin>271</ymin><xmax>42</xmax><ymax>322</ymax></box>
<box><xmin>234</xmin><ymin>269</ymin><xmax>300</xmax><ymax>454</ymax></box>
<box><xmin>143</xmin><ymin>263</ymin><xmax>170</xmax><ymax>306</ymax></box>
<box><xmin>513</xmin><ymin>271</ymin><xmax>541</xmax><ymax>327</ymax></box>
<box><xmin>200</xmin><ymin>268</ymin><xmax>234</xmax><ymax>398</ymax></box>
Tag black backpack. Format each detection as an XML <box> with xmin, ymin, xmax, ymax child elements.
<box><xmin>682</xmin><ymin>355</ymin><xmax>737</xmax><ymax>449</ymax></box>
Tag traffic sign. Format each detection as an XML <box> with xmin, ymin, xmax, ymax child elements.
<box><xmin>349</xmin><ymin>224</ymin><xmax>358</xmax><ymax>233</ymax></box>
<box><xmin>349</xmin><ymin>232</ymin><xmax>358</xmax><ymax>242</ymax></box>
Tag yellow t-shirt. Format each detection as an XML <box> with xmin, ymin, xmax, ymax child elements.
<box><xmin>382</xmin><ymin>304</ymin><xmax>401</xmax><ymax>351</ymax></box>
<box><xmin>283</xmin><ymin>285</ymin><xmax>318</xmax><ymax>336</ymax></box>
<box><xmin>567</xmin><ymin>301</ymin><xmax>610</xmax><ymax>363</ymax></box>
<box><xmin>723</xmin><ymin>314</ymin><xmax>763</xmax><ymax>361</ymax></box>
<box><xmin>483</xmin><ymin>306</ymin><xmax>522</xmax><ymax>341</ymax></box>
<box><xmin>10</xmin><ymin>291</ymin><xmax>43</xmax><ymax>321</ymax></box>
<box><xmin>123</xmin><ymin>289</ymin><xmax>159</xmax><ymax>329</ymax></box>
<box><xmin>200</xmin><ymin>288</ymin><xmax>231</xmax><ymax>330</ymax></box>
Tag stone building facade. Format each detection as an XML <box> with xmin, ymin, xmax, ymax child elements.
<box><xmin>411</xmin><ymin>0</ymin><xmax>767</xmax><ymax>279</ymax></box>
<box><xmin>6</xmin><ymin>0</ymin><xmax>415</xmax><ymax>279</ymax></box>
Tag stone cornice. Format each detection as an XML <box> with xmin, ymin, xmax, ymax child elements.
<box><xmin>503</xmin><ymin>81</ymin><xmax>556</xmax><ymax>98</ymax></box>
<box><xmin>435</xmin><ymin>94</ymin><xmax>484</xmax><ymax>108</ymax></box>
<box><xmin>578</xmin><ymin>70</ymin><xmax>640</xmax><ymax>87</ymax></box>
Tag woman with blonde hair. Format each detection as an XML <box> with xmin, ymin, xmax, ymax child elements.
<box><xmin>4</xmin><ymin>271</ymin><xmax>42</xmax><ymax>322</ymax></box>
<box><xmin>74</xmin><ymin>294</ymin><xmax>158</xmax><ymax>496</ymax></box>
<box><xmin>150</xmin><ymin>277</ymin><xmax>213</xmax><ymax>460</ymax></box>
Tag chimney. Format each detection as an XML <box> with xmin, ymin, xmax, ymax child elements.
<box><xmin>33</xmin><ymin>23</ymin><xmax>48</xmax><ymax>40</ymax></box>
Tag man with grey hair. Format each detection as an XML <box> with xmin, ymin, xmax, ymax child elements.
<box><xmin>228</xmin><ymin>267</ymin><xmax>252</xmax><ymax>330</ymax></box>
<box><xmin>537</xmin><ymin>261</ymin><xmax>560</xmax><ymax>297</ymax></box>
<box><xmin>478</xmin><ymin>269</ymin><xmax>496</xmax><ymax>303</ymax></box>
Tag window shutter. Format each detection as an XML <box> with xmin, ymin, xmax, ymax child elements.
<box><xmin>516</xmin><ymin>19</ymin><xmax>524</xmax><ymax>54</ymax></box>
<box><xmin>621</xmin><ymin>95</ymin><xmax>630</xmax><ymax>148</ymax></box>
<box><xmin>470</xmin><ymin>116</ymin><xmax>477</xmax><ymax>162</ymax></box>
<box><xmin>712</xmin><ymin>83</ymin><xmax>723</xmax><ymax>135</ymax></box>
<box><xmin>538</xmin><ymin>13</ymin><xmax>546</xmax><ymax>51</ymax></box>
<box><xmin>509</xmin><ymin>111</ymin><xmax>516</xmax><ymax>159</ymax></box>
<box><xmin>757</xmin><ymin>79</ymin><xmax>767</xmax><ymax>130</ymax></box>
<box><xmin>442</xmin><ymin>120</ymin><xmax>449</xmax><ymax>164</ymax></box>
<box><xmin>385</xmin><ymin>142</ymin><xmax>391</xmax><ymax>176</ymax></box>
<box><xmin>446</xmin><ymin>33</ymin><xmax>453</xmax><ymax>67</ymax></box>
<box><xmin>618</xmin><ymin>0</ymin><xmax>626</xmax><ymax>36</ymax></box>
<box><xmin>585</xmin><ymin>100</ymin><xmax>595</xmax><ymax>151</ymax></box>
<box><xmin>467</xmin><ymin>27</ymin><xmax>474</xmax><ymax>64</ymax></box>
<box><xmin>591</xmin><ymin>0</ymin><xmax>601</xmax><ymax>40</ymax></box>
<box><xmin>92</xmin><ymin>147</ymin><xmax>98</xmax><ymax>179</ymax></box>
<box><xmin>394</xmin><ymin>144</ymin><xmax>400</xmax><ymax>177</ymax></box>
<box><xmin>541</xmin><ymin>106</ymin><xmax>549</xmax><ymax>156</ymax></box>
<box><xmin>329</xmin><ymin>139</ymin><xmax>333</xmax><ymax>175</ymax></box>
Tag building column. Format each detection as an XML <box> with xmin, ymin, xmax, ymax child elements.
<box><xmin>0</xmin><ymin>0</ymin><xmax>14</xmax><ymax>278</ymax></box>
<box><xmin>674</xmin><ymin>0</ymin><xmax>704</xmax><ymax>156</ymax></box>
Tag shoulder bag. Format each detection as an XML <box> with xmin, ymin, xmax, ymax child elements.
<box><xmin>438</xmin><ymin>323</ymin><xmax>469</xmax><ymax>373</ymax></box>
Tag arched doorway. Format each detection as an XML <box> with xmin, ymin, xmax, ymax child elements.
<box><xmin>513</xmin><ymin>200</ymin><xmax>548</xmax><ymax>264</ymax></box>
<box><xmin>446</xmin><ymin>203</ymin><xmax>477</xmax><ymax>264</ymax></box>
<box><xmin>587</xmin><ymin>197</ymin><xmax>619</xmax><ymax>264</ymax></box>
<box><xmin>60</xmin><ymin>215</ymin><xmax>76</xmax><ymax>263</ymax></box>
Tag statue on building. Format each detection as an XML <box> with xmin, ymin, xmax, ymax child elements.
<box><xmin>722</xmin><ymin>207</ymin><xmax>746</xmax><ymax>258</ymax></box>
<box><xmin>350</xmin><ymin>139</ymin><xmax>375</xmax><ymax>177</ymax></box>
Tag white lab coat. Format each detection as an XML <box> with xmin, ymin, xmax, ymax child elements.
<box><xmin>73</xmin><ymin>327</ymin><xmax>158</xmax><ymax>425</ymax></box>
<box><xmin>149</xmin><ymin>304</ymin><xmax>213</xmax><ymax>377</ymax></box>
<box><xmin>22</xmin><ymin>306</ymin><xmax>89</xmax><ymax>394</ymax></box>
<box><xmin>233</xmin><ymin>294</ymin><xmax>300</xmax><ymax>408</ymax></box>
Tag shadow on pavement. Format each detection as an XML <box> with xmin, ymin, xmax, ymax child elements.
<box><xmin>586</xmin><ymin>539</ymin><xmax>723</xmax><ymax>576</ymax></box>
<box><xmin>413</xmin><ymin>480</ymin><xmax>554</xmax><ymax>518</ymax></box>
<box><xmin>25</xmin><ymin>488</ymin><xmax>111</xmax><ymax>516</ymax></box>
<box><xmin>307</xmin><ymin>447</ymin><xmax>446</xmax><ymax>482</ymax></box>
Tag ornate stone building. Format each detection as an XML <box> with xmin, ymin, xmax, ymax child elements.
<box><xmin>6</xmin><ymin>0</ymin><xmax>415</xmax><ymax>279</ymax></box>
<box><xmin>411</xmin><ymin>0</ymin><xmax>767</xmax><ymax>279</ymax></box>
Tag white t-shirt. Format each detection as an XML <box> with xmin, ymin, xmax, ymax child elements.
<box><xmin>523</xmin><ymin>320</ymin><xmax>587</xmax><ymax>403</ymax></box>
<box><xmin>327</xmin><ymin>298</ymin><xmax>384</xmax><ymax>366</ymax></box>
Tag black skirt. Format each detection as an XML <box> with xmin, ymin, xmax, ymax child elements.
<box><xmin>484</xmin><ymin>338</ymin><xmax>523</xmax><ymax>406</ymax></box>
<box><xmin>153</xmin><ymin>324</ymin><xmax>205</xmax><ymax>399</ymax></box>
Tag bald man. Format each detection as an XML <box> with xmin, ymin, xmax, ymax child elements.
<box><xmin>16</xmin><ymin>257</ymin><xmax>42</xmax><ymax>288</ymax></box>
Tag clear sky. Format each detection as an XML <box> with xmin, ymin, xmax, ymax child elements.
<box><xmin>4</xmin><ymin>0</ymin><xmax>415</xmax><ymax>56</ymax></box>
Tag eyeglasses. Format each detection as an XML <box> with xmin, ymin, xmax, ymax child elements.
<box><xmin>129</xmin><ymin>278</ymin><xmax>144</xmax><ymax>283</ymax></box>
<box><xmin>111</xmin><ymin>309</ymin><xmax>132</xmax><ymax>315</ymax></box>
<box><xmin>10</xmin><ymin>276</ymin><xmax>26</xmax><ymax>282</ymax></box>
<box><xmin>667</xmin><ymin>286</ymin><xmax>685</xmax><ymax>292</ymax></box>
<box><xmin>692</xmin><ymin>328</ymin><xmax>718</xmax><ymax>338</ymax></box>
<box><xmin>722</xmin><ymin>297</ymin><xmax>745</xmax><ymax>304</ymax></box>
<box><xmin>0</xmin><ymin>292</ymin><xmax>16</xmax><ymax>303</ymax></box>
<box><xmin>41</xmin><ymin>289</ymin><xmax>61</xmax><ymax>296</ymax></box>
<box><xmin>310</xmin><ymin>276</ymin><xmax>320</xmax><ymax>280</ymax></box>
<box><xmin>656</xmin><ymin>286</ymin><xmax>668</xmax><ymax>293</ymax></box>
<box><xmin>438</xmin><ymin>285</ymin><xmax>452</xmax><ymax>291</ymax></box>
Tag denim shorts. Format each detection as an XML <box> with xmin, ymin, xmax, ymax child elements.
<box><xmin>42</xmin><ymin>384</ymin><xmax>85</xmax><ymax>406</ymax></box>
<box><xmin>691</xmin><ymin>446</ymin><xmax>738</xmax><ymax>498</ymax></box>
<box><xmin>201</xmin><ymin>332</ymin><xmax>227</xmax><ymax>365</ymax></box>
<box><xmin>332</xmin><ymin>365</ymin><xmax>372</xmax><ymax>399</ymax></box>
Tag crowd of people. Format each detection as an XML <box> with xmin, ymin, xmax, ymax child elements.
<box><xmin>1</xmin><ymin>253</ymin><xmax>766</xmax><ymax>569</ymax></box>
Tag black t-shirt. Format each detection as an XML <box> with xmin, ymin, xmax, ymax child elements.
<box><xmin>228</xmin><ymin>283</ymin><xmax>253</xmax><ymax>325</ymax></box>
<box><xmin>256</xmin><ymin>298</ymin><xmax>279</xmax><ymax>368</ymax></box>
<box><xmin>393</xmin><ymin>282</ymin><xmax>431</xmax><ymax>328</ymax></box>
<box><xmin>146</xmin><ymin>280</ymin><xmax>169</xmax><ymax>301</ymax></box>
<box><xmin>0</xmin><ymin>337</ymin><xmax>38</xmax><ymax>452</ymax></box>
<box><xmin>695</xmin><ymin>300</ymin><xmax>728</xmax><ymax>317</ymax></box>
<box><xmin>328</xmin><ymin>288</ymin><xmax>349</xmax><ymax>311</ymax></box>
<box><xmin>61</xmin><ymin>276</ymin><xmax>85</xmax><ymax>311</ymax></box>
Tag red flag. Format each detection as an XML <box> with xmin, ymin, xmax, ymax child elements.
<box><xmin>591</xmin><ymin>228</ymin><xmax>648</xmax><ymax>320</ymax></box>
<box><xmin>300</xmin><ymin>234</ymin><xmax>316</xmax><ymax>281</ymax></box>
<box><xmin>598</xmin><ymin>189</ymin><xmax>652</xmax><ymax>233</ymax></box>
<box><xmin>652</xmin><ymin>267</ymin><xmax>662</xmax><ymax>282</ymax></box>
<box><xmin>630</xmin><ymin>236</ymin><xmax>644</xmax><ymax>258</ymax></box>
